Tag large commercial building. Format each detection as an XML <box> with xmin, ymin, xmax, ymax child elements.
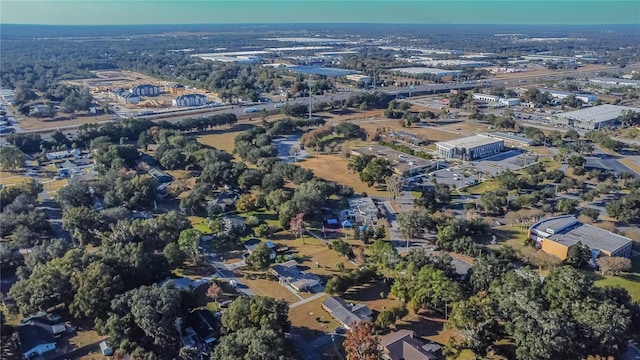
<box><xmin>389</xmin><ymin>67</ymin><xmax>462</xmax><ymax>78</ymax></box>
<box><xmin>589</xmin><ymin>77</ymin><xmax>640</xmax><ymax>88</ymax></box>
<box><xmin>172</xmin><ymin>94</ymin><xmax>208</xmax><ymax>108</ymax></box>
<box><xmin>529</xmin><ymin>215</ymin><xmax>633</xmax><ymax>261</ymax></box>
<box><xmin>552</xmin><ymin>104</ymin><xmax>639</xmax><ymax>130</ymax></box>
<box><xmin>538</xmin><ymin>88</ymin><xmax>597</xmax><ymax>104</ymax></box>
<box><xmin>472</xmin><ymin>93</ymin><xmax>520</xmax><ymax>107</ymax></box>
<box><xmin>436</xmin><ymin>135</ymin><xmax>504</xmax><ymax>160</ymax></box>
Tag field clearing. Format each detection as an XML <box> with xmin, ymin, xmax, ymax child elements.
<box><xmin>188</xmin><ymin>216</ymin><xmax>213</xmax><ymax>234</ymax></box>
<box><xmin>239</xmin><ymin>275</ymin><xmax>301</xmax><ymax>303</ymax></box>
<box><xmin>297</xmin><ymin>155</ymin><xmax>389</xmax><ymax>197</ymax></box>
<box><xmin>43</xmin><ymin>179</ymin><xmax>68</xmax><ymax>192</ymax></box>
<box><xmin>15</xmin><ymin>110</ymin><xmax>116</xmax><ymax>131</ymax></box>
<box><xmin>462</xmin><ymin>180</ymin><xmax>501</xmax><ymax>195</ymax></box>
<box><xmin>0</xmin><ymin>173</ymin><xmax>30</xmax><ymax>186</ymax></box>
<box><xmin>289</xmin><ymin>295</ymin><xmax>339</xmax><ymax>341</ymax></box>
<box><xmin>196</xmin><ymin>127</ymin><xmax>253</xmax><ymax>153</ymax></box>
<box><xmin>354</xmin><ymin>117</ymin><xmax>463</xmax><ymax>143</ymax></box>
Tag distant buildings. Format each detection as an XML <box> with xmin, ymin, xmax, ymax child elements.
<box><xmin>472</xmin><ymin>93</ymin><xmax>520</xmax><ymax>107</ymax></box>
<box><xmin>389</xmin><ymin>67</ymin><xmax>462</xmax><ymax>78</ymax></box>
<box><xmin>46</xmin><ymin>148</ymin><xmax>81</xmax><ymax>160</ymax></box>
<box><xmin>166</xmin><ymin>83</ymin><xmax>186</xmax><ymax>94</ymax></box>
<box><xmin>589</xmin><ymin>77</ymin><xmax>640</xmax><ymax>88</ymax></box>
<box><xmin>538</xmin><ymin>88</ymin><xmax>597</xmax><ymax>104</ymax></box>
<box><xmin>552</xmin><ymin>104</ymin><xmax>639</xmax><ymax>130</ymax></box>
<box><xmin>436</xmin><ymin>135</ymin><xmax>504</xmax><ymax>160</ymax></box>
<box><xmin>147</xmin><ymin>167</ymin><xmax>173</xmax><ymax>183</ymax></box>
<box><xmin>483</xmin><ymin>132</ymin><xmax>535</xmax><ymax>146</ymax></box>
<box><xmin>130</xmin><ymin>84</ymin><xmax>160</xmax><ymax>96</ymax></box>
<box><xmin>173</xmin><ymin>94</ymin><xmax>208</xmax><ymax>107</ymax></box>
<box><xmin>109</xmin><ymin>88</ymin><xmax>140</xmax><ymax>104</ymax></box>
<box><xmin>345</xmin><ymin>74</ymin><xmax>372</xmax><ymax>85</ymax></box>
<box><xmin>529</xmin><ymin>215</ymin><xmax>633</xmax><ymax>261</ymax></box>
<box><xmin>321</xmin><ymin>296</ymin><xmax>372</xmax><ymax>330</ymax></box>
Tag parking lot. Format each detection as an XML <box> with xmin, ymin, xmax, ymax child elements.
<box><xmin>272</xmin><ymin>134</ymin><xmax>309</xmax><ymax>163</ymax></box>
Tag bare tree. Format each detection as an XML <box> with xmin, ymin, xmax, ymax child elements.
<box><xmin>597</xmin><ymin>257</ymin><xmax>631</xmax><ymax>276</ymax></box>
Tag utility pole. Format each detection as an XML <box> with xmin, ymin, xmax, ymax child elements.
<box><xmin>308</xmin><ymin>81</ymin><xmax>313</xmax><ymax>120</ymax></box>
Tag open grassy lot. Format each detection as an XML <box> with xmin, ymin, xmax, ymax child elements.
<box><xmin>289</xmin><ymin>295</ymin><xmax>339</xmax><ymax>341</ymax></box>
<box><xmin>197</xmin><ymin>128</ymin><xmax>247</xmax><ymax>154</ymax></box>
<box><xmin>592</xmin><ymin>269</ymin><xmax>640</xmax><ymax>302</ymax></box>
<box><xmin>342</xmin><ymin>282</ymin><xmax>402</xmax><ymax>314</ymax></box>
<box><xmin>297</xmin><ymin>154</ymin><xmax>389</xmax><ymax>197</ymax></box>
<box><xmin>239</xmin><ymin>274</ymin><xmax>301</xmax><ymax>304</ymax></box>
<box><xmin>14</xmin><ymin>110</ymin><xmax>116</xmax><ymax>131</ymax></box>
<box><xmin>0</xmin><ymin>172</ymin><xmax>30</xmax><ymax>186</ymax></box>
<box><xmin>462</xmin><ymin>180</ymin><xmax>501</xmax><ymax>195</ymax></box>
<box><xmin>188</xmin><ymin>216</ymin><xmax>213</xmax><ymax>234</ymax></box>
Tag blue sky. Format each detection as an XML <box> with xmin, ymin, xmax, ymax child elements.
<box><xmin>1</xmin><ymin>1</ymin><xmax>639</xmax><ymax>25</ymax></box>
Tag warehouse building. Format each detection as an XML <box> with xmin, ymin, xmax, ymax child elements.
<box><xmin>482</xmin><ymin>132</ymin><xmax>534</xmax><ymax>146</ymax></box>
<box><xmin>552</xmin><ymin>104</ymin><xmax>639</xmax><ymax>130</ymax></box>
<box><xmin>436</xmin><ymin>135</ymin><xmax>504</xmax><ymax>160</ymax></box>
<box><xmin>538</xmin><ymin>88</ymin><xmax>597</xmax><ymax>104</ymax></box>
<box><xmin>589</xmin><ymin>77</ymin><xmax>640</xmax><ymax>88</ymax></box>
<box><xmin>389</xmin><ymin>67</ymin><xmax>462</xmax><ymax>78</ymax></box>
<box><xmin>529</xmin><ymin>215</ymin><xmax>632</xmax><ymax>261</ymax></box>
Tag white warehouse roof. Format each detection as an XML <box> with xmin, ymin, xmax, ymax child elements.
<box><xmin>558</xmin><ymin>104</ymin><xmax>639</xmax><ymax>124</ymax></box>
<box><xmin>389</xmin><ymin>67</ymin><xmax>462</xmax><ymax>76</ymax></box>
<box><xmin>436</xmin><ymin>135</ymin><xmax>503</xmax><ymax>150</ymax></box>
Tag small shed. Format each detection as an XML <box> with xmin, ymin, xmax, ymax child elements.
<box><xmin>100</xmin><ymin>341</ymin><xmax>113</xmax><ymax>356</ymax></box>
<box><xmin>341</xmin><ymin>220</ymin><xmax>353</xmax><ymax>228</ymax></box>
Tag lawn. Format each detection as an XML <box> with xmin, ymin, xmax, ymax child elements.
<box><xmin>240</xmin><ymin>273</ymin><xmax>301</xmax><ymax>304</ymax></box>
<box><xmin>463</xmin><ymin>180</ymin><xmax>500</xmax><ymax>195</ymax></box>
<box><xmin>593</xmin><ymin>272</ymin><xmax>640</xmax><ymax>302</ymax></box>
<box><xmin>289</xmin><ymin>295</ymin><xmax>339</xmax><ymax>341</ymax></box>
<box><xmin>0</xmin><ymin>172</ymin><xmax>30</xmax><ymax>186</ymax></box>
<box><xmin>196</xmin><ymin>125</ymin><xmax>254</xmax><ymax>153</ymax></box>
<box><xmin>342</xmin><ymin>282</ymin><xmax>402</xmax><ymax>314</ymax></box>
<box><xmin>188</xmin><ymin>216</ymin><xmax>213</xmax><ymax>234</ymax></box>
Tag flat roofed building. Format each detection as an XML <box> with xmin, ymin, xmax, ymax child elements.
<box><xmin>340</xmin><ymin>197</ymin><xmax>379</xmax><ymax>226</ymax></box>
<box><xmin>589</xmin><ymin>77</ymin><xmax>640</xmax><ymax>88</ymax></box>
<box><xmin>553</xmin><ymin>104</ymin><xmax>639</xmax><ymax>130</ymax></box>
<box><xmin>483</xmin><ymin>132</ymin><xmax>534</xmax><ymax>146</ymax></box>
<box><xmin>436</xmin><ymin>135</ymin><xmax>504</xmax><ymax>160</ymax></box>
<box><xmin>345</xmin><ymin>74</ymin><xmax>372</xmax><ymax>84</ymax></box>
<box><xmin>529</xmin><ymin>215</ymin><xmax>632</xmax><ymax>260</ymax></box>
<box><xmin>389</xmin><ymin>67</ymin><xmax>462</xmax><ymax>77</ymax></box>
<box><xmin>538</xmin><ymin>88</ymin><xmax>597</xmax><ymax>103</ymax></box>
<box><xmin>473</xmin><ymin>94</ymin><xmax>500</xmax><ymax>103</ymax></box>
<box><xmin>351</xmin><ymin>145</ymin><xmax>437</xmax><ymax>176</ymax></box>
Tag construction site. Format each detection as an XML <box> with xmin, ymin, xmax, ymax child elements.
<box><xmin>63</xmin><ymin>70</ymin><xmax>220</xmax><ymax>112</ymax></box>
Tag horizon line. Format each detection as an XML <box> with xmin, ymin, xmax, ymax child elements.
<box><xmin>2</xmin><ymin>22</ymin><xmax>639</xmax><ymax>26</ymax></box>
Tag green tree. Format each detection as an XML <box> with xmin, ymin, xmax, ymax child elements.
<box><xmin>447</xmin><ymin>294</ymin><xmax>501</xmax><ymax>353</ymax></box>
<box><xmin>360</xmin><ymin>157</ymin><xmax>393</xmax><ymax>187</ymax></box>
<box><xmin>221</xmin><ymin>296</ymin><xmax>290</xmax><ymax>334</ymax></box>
<box><xmin>565</xmin><ymin>241</ymin><xmax>592</xmax><ymax>268</ymax></box>
<box><xmin>178</xmin><ymin>228</ymin><xmax>202</xmax><ymax>264</ymax></box>
<box><xmin>212</xmin><ymin>328</ymin><xmax>294</xmax><ymax>360</ymax></box>
<box><xmin>163</xmin><ymin>242</ymin><xmax>185</xmax><ymax>269</ymax></box>
<box><xmin>70</xmin><ymin>260</ymin><xmax>123</xmax><ymax>320</ymax></box>
<box><xmin>246</xmin><ymin>242</ymin><xmax>272</xmax><ymax>271</ymax></box>
<box><xmin>62</xmin><ymin>206</ymin><xmax>102</xmax><ymax>245</ymax></box>
<box><xmin>0</xmin><ymin>146</ymin><xmax>25</xmax><ymax>171</ymax></box>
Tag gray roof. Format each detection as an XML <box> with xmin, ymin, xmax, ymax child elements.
<box><xmin>557</xmin><ymin>104</ymin><xmax>638</xmax><ymax>124</ymax></box>
<box><xmin>531</xmin><ymin>216</ymin><xmax>632</xmax><ymax>253</ymax></box>
<box><xmin>380</xmin><ymin>330</ymin><xmax>438</xmax><ymax>360</ymax></box>
<box><xmin>18</xmin><ymin>322</ymin><xmax>56</xmax><ymax>354</ymax></box>
<box><xmin>484</xmin><ymin>132</ymin><xmax>535</xmax><ymax>145</ymax></box>
<box><xmin>436</xmin><ymin>135</ymin><xmax>503</xmax><ymax>150</ymax></box>
<box><xmin>271</xmin><ymin>260</ymin><xmax>320</xmax><ymax>290</ymax></box>
<box><xmin>322</xmin><ymin>296</ymin><xmax>372</xmax><ymax>328</ymax></box>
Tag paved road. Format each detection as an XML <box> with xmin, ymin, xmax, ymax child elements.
<box><xmin>203</xmin><ymin>253</ymin><xmax>254</xmax><ymax>296</ymax></box>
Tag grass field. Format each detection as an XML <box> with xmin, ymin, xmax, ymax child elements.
<box><xmin>15</xmin><ymin>110</ymin><xmax>116</xmax><ymax>131</ymax></box>
<box><xmin>188</xmin><ymin>216</ymin><xmax>213</xmax><ymax>234</ymax></box>
<box><xmin>297</xmin><ymin>154</ymin><xmax>389</xmax><ymax>197</ymax></box>
<box><xmin>462</xmin><ymin>180</ymin><xmax>501</xmax><ymax>195</ymax></box>
<box><xmin>288</xmin><ymin>295</ymin><xmax>339</xmax><ymax>341</ymax></box>
<box><xmin>593</xmin><ymin>272</ymin><xmax>640</xmax><ymax>302</ymax></box>
<box><xmin>196</xmin><ymin>127</ymin><xmax>251</xmax><ymax>153</ymax></box>
<box><xmin>0</xmin><ymin>172</ymin><xmax>30</xmax><ymax>186</ymax></box>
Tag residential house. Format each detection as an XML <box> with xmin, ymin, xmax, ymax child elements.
<box><xmin>166</xmin><ymin>83</ymin><xmax>186</xmax><ymax>94</ymax></box>
<box><xmin>109</xmin><ymin>88</ymin><xmax>140</xmax><ymax>105</ymax></box>
<box><xmin>100</xmin><ymin>341</ymin><xmax>114</xmax><ymax>356</ymax></box>
<box><xmin>46</xmin><ymin>148</ymin><xmax>81</xmax><ymax>160</ymax></box>
<box><xmin>321</xmin><ymin>296</ymin><xmax>372</xmax><ymax>330</ymax></box>
<box><xmin>339</xmin><ymin>197</ymin><xmax>380</xmax><ymax>227</ymax></box>
<box><xmin>148</xmin><ymin>167</ymin><xmax>173</xmax><ymax>183</ymax></box>
<box><xmin>130</xmin><ymin>84</ymin><xmax>160</xmax><ymax>96</ymax></box>
<box><xmin>18</xmin><ymin>312</ymin><xmax>66</xmax><ymax>359</ymax></box>
<box><xmin>223</xmin><ymin>216</ymin><xmax>246</xmax><ymax>234</ymax></box>
<box><xmin>271</xmin><ymin>259</ymin><xmax>321</xmax><ymax>292</ymax></box>
<box><xmin>181</xmin><ymin>309</ymin><xmax>221</xmax><ymax>354</ymax></box>
<box><xmin>379</xmin><ymin>330</ymin><xmax>440</xmax><ymax>360</ymax></box>
<box><xmin>244</xmin><ymin>238</ymin><xmax>276</xmax><ymax>260</ymax></box>
<box><xmin>173</xmin><ymin>94</ymin><xmax>208</xmax><ymax>108</ymax></box>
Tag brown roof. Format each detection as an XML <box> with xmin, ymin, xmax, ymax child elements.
<box><xmin>380</xmin><ymin>330</ymin><xmax>438</xmax><ymax>360</ymax></box>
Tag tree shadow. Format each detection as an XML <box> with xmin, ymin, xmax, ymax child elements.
<box><xmin>394</xmin><ymin>313</ymin><xmax>446</xmax><ymax>338</ymax></box>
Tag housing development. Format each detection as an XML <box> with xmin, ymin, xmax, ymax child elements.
<box><xmin>1</xmin><ymin>10</ymin><xmax>640</xmax><ymax>360</ymax></box>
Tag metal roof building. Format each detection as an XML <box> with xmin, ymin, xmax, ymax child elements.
<box><xmin>552</xmin><ymin>104</ymin><xmax>639</xmax><ymax>130</ymax></box>
<box><xmin>436</xmin><ymin>135</ymin><xmax>504</xmax><ymax>160</ymax></box>
<box><xmin>389</xmin><ymin>67</ymin><xmax>462</xmax><ymax>77</ymax></box>
<box><xmin>529</xmin><ymin>215</ymin><xmax>632</xmax><ymax>260</ymax></box>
